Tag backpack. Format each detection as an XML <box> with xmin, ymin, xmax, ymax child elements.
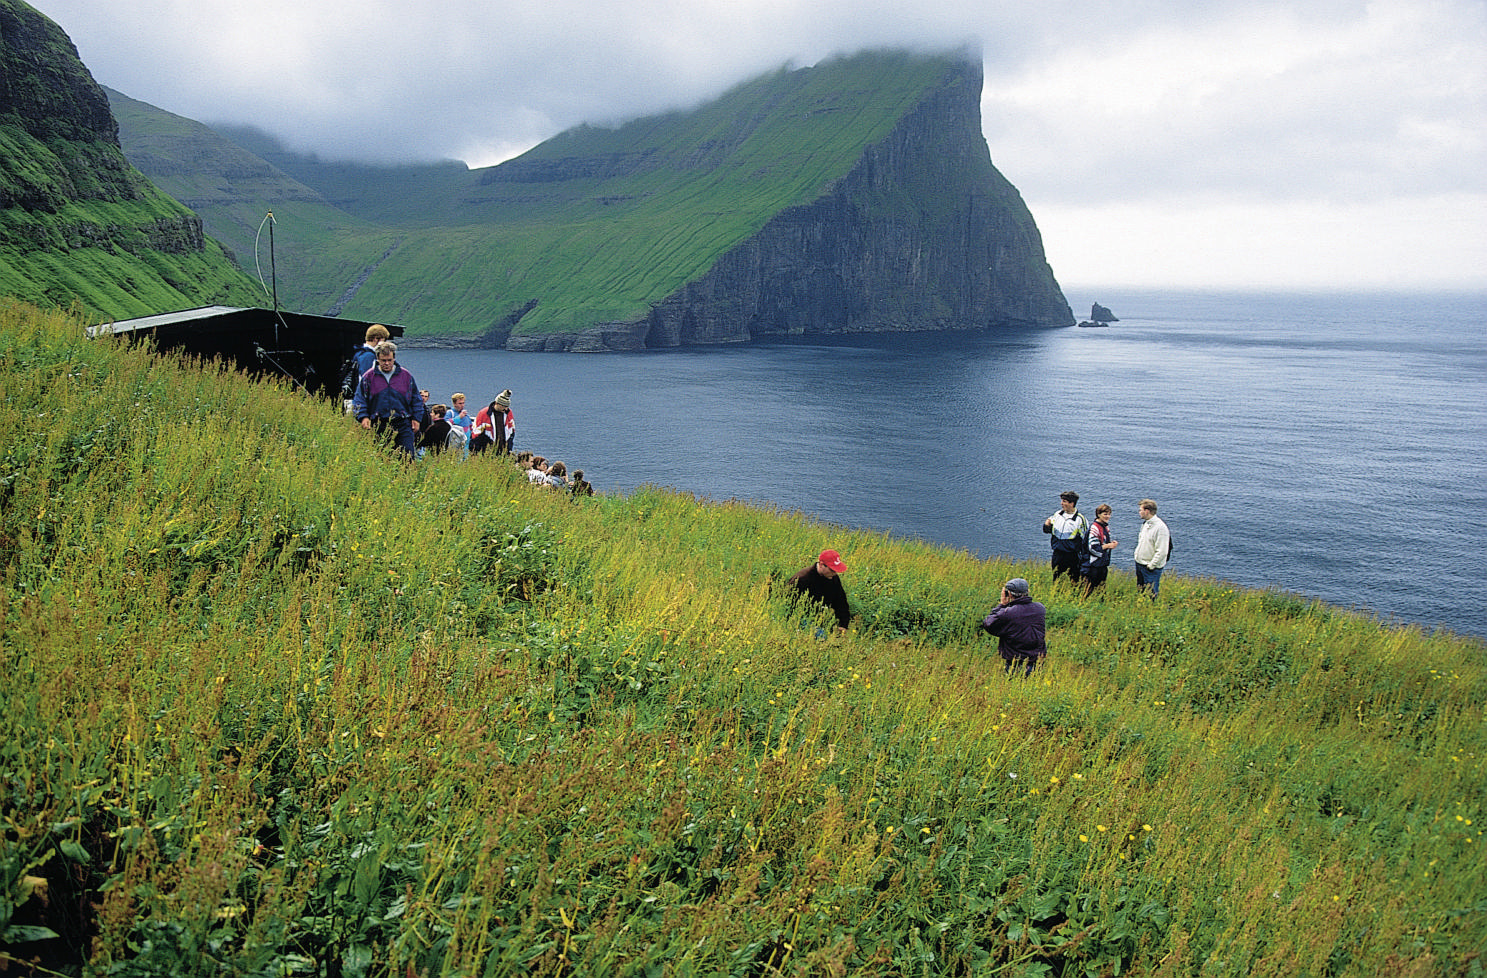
<box><xmin>340</xmin><ymin>345</ymin><xmax>376</xmax><ymax>399</ymax></box>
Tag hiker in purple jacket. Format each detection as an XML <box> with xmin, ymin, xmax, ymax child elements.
<box><xmin>353</xmin><ymin>341</ymin><xmax>427</xmax><ymax>459</ymax></box>
<box><xmin>980</xmin><ymin>578</ymin><xmax>1047</xmax><ymax>678</ymax></box>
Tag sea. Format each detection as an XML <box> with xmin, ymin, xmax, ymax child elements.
<box><xmin>405</xmin><ymin>289</ymin><xmax>1487</xmax><ymax>641</ymax></box>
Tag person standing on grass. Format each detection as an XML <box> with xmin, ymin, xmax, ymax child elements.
<box><xmin>980</xmin><ymin>578</ymin><xmax>1047</xmax><ymax>678</ymax></box>
<box><xmin>1133</xmin><ymin>498</ymin><xmax>1171</xmax><ymax>598</ymax></box>
<box><xmin>472</xmin><ymin>390</ymin><xmax>515</xmax><ymax>456</ymax></box>
<box><xmin>417</xmin><ymin>404</ymin><xmax>454</xmax><ymax>457</ymax></box>
<box><xmin>569</xmin><ymin>469</ymin><xmax>593</xmax><ymax>498</ymax></box>
<box><xmin>787</xmin><ymin>549</ymin><xmax>851</xmax><ymax>632</ymax></box>
<box><xmin>341</xmin><ymin>323</ymin><xmax>388</xmax><ymax>408</ymax></box>
<box><xmin>353</xmin><ymin>341</ymin><xmax>426</xmax><ymax>460</ymax></box>
<box><xmin>1084</xmin><ymin>504</ymin><xmax>1118</xmax><ymax>595</ymax></box>
<box><xmin>447</xmin><ymin>393</ymin><xmax>474</xmax><ymax>457</ymax></box>
<box><xmin>1043</xmin><ymin>491</ymin><xmax>1089</xmax><ymax>584</ymax></box>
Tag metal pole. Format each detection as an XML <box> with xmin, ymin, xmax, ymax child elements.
<box><xmin>269</xmin><ymin>211</ymin><xmax>278</xmax><ymax>312</ymax></box>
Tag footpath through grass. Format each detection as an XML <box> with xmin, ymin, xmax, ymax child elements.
<box><xmin>1</xmin><ymin>300</ymin><xmax>1483</xmax><ymax>976</ymax></box>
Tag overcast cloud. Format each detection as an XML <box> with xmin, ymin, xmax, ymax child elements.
<box><xmin>32</xmin><ymin>0</ymin><xmax>1486</xmax><ymax>290</ymax></box>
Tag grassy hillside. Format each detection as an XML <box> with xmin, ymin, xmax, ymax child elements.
<box><xmin>2</xmin><ymin>300</ymin><xmax>1482</xmax><ymax>976</ymax></box>
<box><xmin>0</xmin><ymin>121</ymin><xmax>264</xmax><ymax>318</ymax></box>
<box><xmin>118</xmin><ymin>51</ymin><xmax>1003</xmax><ymax>337</ymax></box>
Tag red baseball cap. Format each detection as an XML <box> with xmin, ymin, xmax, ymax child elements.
<box><xmin>818</xmin><ymin>549</ymin><xmax>847</xmax><ymax>573</ymax></box>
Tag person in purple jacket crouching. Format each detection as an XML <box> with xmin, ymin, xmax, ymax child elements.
<box><xmin>980</xmin><ymin>578</ymin><xmax>1047</xmax><ymax>678</ymax></box>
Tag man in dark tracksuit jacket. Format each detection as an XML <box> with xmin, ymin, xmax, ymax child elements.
<box><xmin>352</xmin><ymin>342</ymin><xmax>427</xmax><ymax>459</ymax></box>
<box><xmin>980</xmin><ymin>578</ymin><xmax>1047</xmax><ymax>677</ymax></box>
<box><xmin>1043</xmin><ymin>490</ymin><xmax>1089</xmax><ymax>584</ymax></box>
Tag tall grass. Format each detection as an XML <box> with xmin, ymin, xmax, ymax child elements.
<box><xmin>1</xmin><ymin>300</ymin><xmax>1482</xmax><ymax>976</ymax></box>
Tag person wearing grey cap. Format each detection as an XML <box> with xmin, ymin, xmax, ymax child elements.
<box><xmin>979</xmin><ymin>578</ymin><xmax>1047</xmax><ymax>677</ymax></box>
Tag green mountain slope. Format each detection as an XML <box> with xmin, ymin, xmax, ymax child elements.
<box><xmin>0</xmin><ymin>0</ymin><xmax>262</xmax><ymax>318</ymax></box>
<box><xmin>115</xmin><ymin>48</ymin><xmax>1070</xmax><ymax>346</ymax></box>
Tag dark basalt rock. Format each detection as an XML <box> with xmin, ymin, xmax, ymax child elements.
<box><xmin>558</xmin><ymin>57</ymin><xmax>1074</xmax><ymax>349</ymax></box>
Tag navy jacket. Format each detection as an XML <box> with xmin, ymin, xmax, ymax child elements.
<box><xmin>981</xmin><ymin>596</ymin><xmax>1047</xmax><ymax>659</ymax></box>
<box><xmin>353</xmin><ymin>365</ymin><xmax>427</xmax><ymax>425</ymax></box>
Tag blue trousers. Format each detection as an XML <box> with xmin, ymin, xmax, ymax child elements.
<box><xmin>1136</xmin><ymin>562</ymin><xmax>1163</xmax><ymax>598</ymax></box>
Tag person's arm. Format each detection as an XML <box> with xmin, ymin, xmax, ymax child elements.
<box><xmin>408</xmin><ymin>377</ymin><xmax>427</xmax><ymax>429</ymax></box>
<box><xmin>1151</xmin><ymin>521</ymin><xmax>1171</xmax><ymax>568</ymax></box>
<box><xmin>831</xmin><ymin>582</ymin><xmax>851</xmax><ymax>630</ymax></box>
<box><xmin>1133</xmin><ymin>523</ymin><xmax>1152</xmax><ymax>565</ymax></box>
<box><xmin>352</xmin><ymin>373</ymin><xmax>373</xmax><ymax>425</ymax></box>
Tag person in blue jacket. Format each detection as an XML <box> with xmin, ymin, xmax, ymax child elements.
<box><xmin>980</xmin><ymin>578</ymin><xmax>1047</xmax><ymax>678</ymax></box>
<box><xmin>352</xmin><ymin>341</ymin><xmax>426</xmax><ymax>459</ymax></box>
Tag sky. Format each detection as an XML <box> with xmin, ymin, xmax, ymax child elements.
<box><xmin>32</xmin><ymin>0</ymin><xmax>1487</xmax><ymax>292</ymax></box>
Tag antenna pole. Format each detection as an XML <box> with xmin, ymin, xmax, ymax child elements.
<box><xmin>268</xmin><ymin>211</ymin><xmax>278</xmax><ymax>312</ymax></box>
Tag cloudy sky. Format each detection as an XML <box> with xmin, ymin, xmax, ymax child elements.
<box><xmin>34</xmin><ymin>0</ymin><xmax>1486</xmax><ymax>291</ymax></box>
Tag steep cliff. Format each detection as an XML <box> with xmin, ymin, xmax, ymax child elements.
<box><xmin>109</xmin><ymin>48</ymin><xmax>1071</xmax><ymax>349</ymax></box>
<box><xmin>635</xmin><ymin>59</ymin><xmax>1069</xmax><ymax>350</ymax></box>
<box><xmin>489</xmin><ymin>52</ymin><xmax>1072</xmax><ymax>350</ymax></box>
<box><xmin>0</xmin><ymin>0</ymin><xmax>260</xmax><ymax>317</ymax></box>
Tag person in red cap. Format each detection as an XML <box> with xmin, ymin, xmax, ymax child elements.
<box><xmin>787</xmin><ymin>549</ymin><xmax>851</xmax><ymax>632</ymax></box>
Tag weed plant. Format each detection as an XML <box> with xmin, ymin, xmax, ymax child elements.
<box><xmin>1</xmin><ymin>301</ymin><xmax>1483</xmax><ymax>976</ymax></box>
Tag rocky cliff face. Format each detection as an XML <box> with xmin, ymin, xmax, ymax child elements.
<box><xmin>508</xmin><ymin>59</ymin><xmax>1071</xmax><ymax>351</ymax></box>
<box><xmin>2</xmin><ymin>0</ymin><xmax>151</xmax><ymax>213</ymax></box>
<box><xmin>0</xmin><ymin>0</ymin><xmax>256</xmax><ymax>316</ymax></box>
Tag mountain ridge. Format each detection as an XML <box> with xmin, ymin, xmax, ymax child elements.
<box><xmin>110</xmin><ymin>48</ymin><xmax>1073</xmax><ymax>349</ymax></box>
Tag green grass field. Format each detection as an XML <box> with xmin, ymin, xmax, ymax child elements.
<box><xmin>1</xmin><ymin>301</ymin><xmax>1482</xmax><ymax>976</ymax></box>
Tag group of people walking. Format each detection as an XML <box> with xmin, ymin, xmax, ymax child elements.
<box><xmin>344</xmin><ymin>324</ymin><xmax>594</xmax><ymax>496</ymax></box>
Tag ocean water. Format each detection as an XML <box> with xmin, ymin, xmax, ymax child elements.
<box><xmin>406</xmin><ymin>290</ymin><xmax>1487</xmax><ymax>639</ymax></box>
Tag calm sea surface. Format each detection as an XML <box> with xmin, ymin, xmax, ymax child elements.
<box><xmin>406</xmin><ymin>290</ymin><xmax>1487</xmax><ymax>639</ymax></box>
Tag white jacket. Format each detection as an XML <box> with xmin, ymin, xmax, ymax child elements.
<box><xmin>1134</xmin><ymin>516</ymin><xmax>1170</xmax><ymax>569</ymax></box>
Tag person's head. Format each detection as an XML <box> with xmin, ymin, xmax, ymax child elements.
<box><xmin>495</xmin><ymin>389</ymin><xmax>512</xmax><ymax>410</ymax></box>
<box><xmin>1002</xmin><ymin>578</ymin><xmax>1030</xmax><ymax>601</ymax></box>
<box><xmin>431</xmin><ymin>404</ymin><xmax>447</xmax><ymax>419</ymax></box>
<box><xmin>572</xmin><ymin>469</ymin><xmax>585</xmax><ymax>482</ymax></box>
<box><xmin>515</xmin><ymin>450</ymin><xmax>533</xmax><ymax>468</ymax></box>
<box><xmin>1059</xmin><ymin>491</ymin><xmax>1079</xmax><ymax>513</ymax></box>
<box><xmin>451</xmin><ymin>393</ymin><xmax>466</xmax><ymax>410</ymax></box>
<box><xmin>548</xmin><ymin>461</ymin><xmax>567</xmax><ymax>478</ymax></box>
<box><xmin>1095</xmin><ymin>504</ymin><xmax>1112</xmax><ymax>521</ymax></box>
<box><xmin>420</xmin><ymin>389</ymin><xmax>430</xmax><ymax>402</ymax></box>
<box><xmin>365</xmin><ymin>324</ymin><xmax>390</xmax><ymax>344</ymax></box>
<box><xmin>532</xmin><ymin>456</ymin><xmax>548</xmax><ymax>471</ymax></box>
<box><xmin>1139</xmin><ymin>498</ymin><xmax>1158</xmax><ymax>518</ymax></box>
<box><xmin>374</xmin><ymin>341</ymin><xmax>397</xmax><ymax>368</ymax></box>
<box><xmin>816</xmin><ymin>549</ymin><xmax>847</xmax><ymax>578</ymax></box>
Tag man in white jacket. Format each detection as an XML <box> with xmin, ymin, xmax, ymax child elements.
<box><xmin>1133</xmin><ymin>498</ymin><xmax>1171</xmax><ymax>598</ymax></box>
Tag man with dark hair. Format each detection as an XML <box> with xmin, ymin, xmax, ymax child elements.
<box><xmin>417</xmin><ymin>404</ymin><xmax>454</xmax><ymax>457</ymax></box>
<box><xmin>1042</xmin><ymin>491</ymin><xmax>1089</xmax><ymax>584</ymax></box>
<box><xmin>980</xmin><ymin>578</ymin><xmax>1047</xmax><ymax>677</ymax></box>
<box><xmin>787</xmin><ymin>549</ymin><xmax>851</xmax><ymax>632</ymax></box>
